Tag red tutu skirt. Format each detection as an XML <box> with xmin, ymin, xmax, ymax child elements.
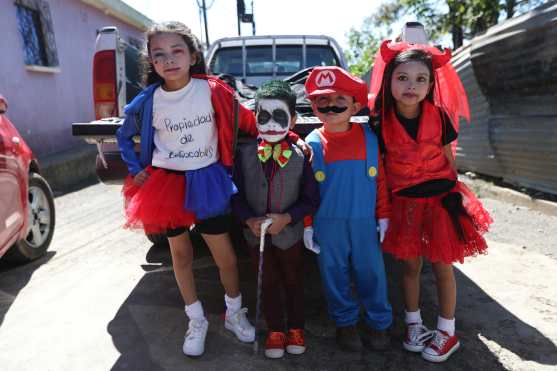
<box><xmin>382</xmin><ymin>182</ymin><xmax>493</xmax><ymax>264</ymax></box>
<box><xmin>122</xmin><ymin>166</ymin><xmax>196</xmax><ymax>234</ymax></box>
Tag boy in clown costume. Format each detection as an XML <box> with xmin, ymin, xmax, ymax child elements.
<box><xmin>232</xmin><ymin>80</ymin><xmax>320</xmax><ymax>359</ymax></box>
<box><xmin>304</xmin><ymin>66</ymin><xmax>392</xmax><ymax>352</ymax></box>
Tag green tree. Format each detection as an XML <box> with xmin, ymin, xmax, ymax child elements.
<box><xmin>346</xmin><ymin>0</ymin><xmax>546</xmax><ymax>74</ymax></box>
<box><xmin>399</xmin><ymin>0</ymin><xmax>501</xmax><ymax>48</ymax></box>
<box><xmin>345</xmin><ymin>1</ymin><xmax>404</xmax><ymax>76</ymax></box>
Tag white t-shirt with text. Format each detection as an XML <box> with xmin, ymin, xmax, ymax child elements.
<box><xmin>151</xmin><ymin>78</ymin><xmax>219</xmax><ymax>171</ymax></box>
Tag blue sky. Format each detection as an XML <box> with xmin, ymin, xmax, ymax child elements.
<box><xmin>122</xmin><ymin>0</ymin><xmax>410</xmax><ymax>51</ymax></box>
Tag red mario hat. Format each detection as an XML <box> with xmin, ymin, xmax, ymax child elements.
<box><xmin>305</xmin><ymin>66</ymin><xmax>368</xmax><ymax>107</ymax></box>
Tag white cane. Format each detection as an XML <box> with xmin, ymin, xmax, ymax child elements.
<box><xmin>253</xmin><ymin>218</ymin><xmax>273</xmax><ymax>354</ymax></box>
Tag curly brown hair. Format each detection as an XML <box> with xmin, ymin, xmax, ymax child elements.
<box><xmin>140</xmin><ymin>21</ymin><xmax>207</xmax><ymax>86</ymax></box>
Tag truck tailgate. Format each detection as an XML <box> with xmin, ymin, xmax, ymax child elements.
<box><xmin>71</xmin><ymin>116</ymin><xmax>369</xmax><ymax>141</ymax></box>
<box><xmin>72</xmin><ymin>118</ymin><xmax>123</xmax><ymax>142</ymax></box>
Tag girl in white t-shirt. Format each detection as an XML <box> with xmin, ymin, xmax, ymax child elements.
<box><xmin>116</xmin><ymin>21</ymin><xmax>258</xmax><ymax>357</ymax></box>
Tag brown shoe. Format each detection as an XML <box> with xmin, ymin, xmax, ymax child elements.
<box><xmin>336</xmin><ymin>325</ymin><xmax>363</xmax><ymax>352</ymax></box>
<box><xmin>362</xmin><ymin>326</ymin><xmax>391</xmax><ymax>351</ymax></box>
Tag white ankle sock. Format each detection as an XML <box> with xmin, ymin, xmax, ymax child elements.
<box><xmin>185</xmin><ymin>301</ymin><xmax>205</xmax><ymax>320</ymax></box>
<box><xmin>405</xmin><ymin>309</ymin><xmax>422</xmax><ymax>325</ymax></box>
<box><xmin>437</xmin><ymin>316</ymin><xmax>455</xmax><ymax>336</ymax></box>
<box><xmin>225</xmin><ymin>294</ymin><xmax>242</xmax><ymax>316</ymax></box>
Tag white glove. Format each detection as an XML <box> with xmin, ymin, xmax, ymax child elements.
<box><xmin>303</xmin><ymin>227</ymin><xmax>320</xmax><ymax>254</ymax></box>
<box><xmin>378</xmin><ymin>218</ymin><xmax>389</xmax><ymax>243</ymax></box>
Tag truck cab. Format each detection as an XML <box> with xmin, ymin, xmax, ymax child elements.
<box><xmin>206</xmin><ymin>35</ymin><xmax>347</xmax><ymax>87</ymax></box>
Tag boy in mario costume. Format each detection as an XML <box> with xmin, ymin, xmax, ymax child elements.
<box><xmin>304</xmin><ymin>66</ymin><xmax>392</xmax><ymax>352</ymax></box>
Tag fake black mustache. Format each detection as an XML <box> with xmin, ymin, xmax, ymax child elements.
<box><xmin>317</xmin><ymin>106</ymin><xmax>348</xmax><ymax>114</ymax></box>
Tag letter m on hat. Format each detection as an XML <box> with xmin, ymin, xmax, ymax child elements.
<box><xmin>315</xmin><ymin>70</ymin><xmax>336</xmax><ymax>87</ymax></box>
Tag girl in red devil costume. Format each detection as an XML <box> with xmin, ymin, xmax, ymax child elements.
<box><xmin>368</xmin><ymin>40</ymin><xmax>493</xmax><ymax>363</ymax></box>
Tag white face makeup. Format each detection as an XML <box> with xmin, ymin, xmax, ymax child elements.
<box><xmin>256</xmin><ymin>99</ymin><xmax>291</xmax><ymax>143</ymax></box>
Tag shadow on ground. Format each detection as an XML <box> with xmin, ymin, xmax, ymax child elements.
<box><xmin>106</xmin><ymin>237</ymin><xmax>557</xmax><ymax>371</ymax></box>
<box><xmin>0</xmin><ymin>252</ymin><xmax>55</xmax><ymax>327</ymax></box>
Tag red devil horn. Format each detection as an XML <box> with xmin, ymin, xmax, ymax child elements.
<box><xmin>432</xmin><ymin>48</ymin><xmax>452</xmax><ymax>69</ymax></box>
<box><xmin>380</xmin><ymin>40</ymin><xmax>399</xmax><ymax>64</ymax></box>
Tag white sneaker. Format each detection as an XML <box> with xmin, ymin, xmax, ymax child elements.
<box><xmin>183</xmin><ymin>318</ymin><xmax>209</xmax><ymax>356</ymax></box>
<box><xmin>224</xmin><ymin>307</ymin><xmax>255</xmax><ymax>343</ymax></box>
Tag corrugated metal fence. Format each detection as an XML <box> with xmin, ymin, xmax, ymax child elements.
<box><xmin>452</xmin><ymin>1</ymin><xmax>557</xmax><ymax>195</ymax></box>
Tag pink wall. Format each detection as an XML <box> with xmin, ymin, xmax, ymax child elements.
<box><xmin>0</xmin><ymin>0</ymin><xmax>146</xmax><ymax>158</ymax></box>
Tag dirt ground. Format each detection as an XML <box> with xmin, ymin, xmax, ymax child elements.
<box><xmin>0</xmin><ymin>176</ymin><xmax>556</xmax><ymax>371</ymax></box>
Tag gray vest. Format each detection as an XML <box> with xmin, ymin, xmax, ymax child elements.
<box><xmin>237</xmin><ymin>140</ymin><xmax>305</xmax><ymax>249</ymax></box>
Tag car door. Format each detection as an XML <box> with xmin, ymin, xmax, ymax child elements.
<box><xmin>0</xmin><ymin>115</ymin><xmax>25</xmax><ymax>252</ymax></box>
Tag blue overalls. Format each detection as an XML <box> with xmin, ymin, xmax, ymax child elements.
<box><xmin>306</xmin><ymin>125</ymin><xmax>392</xmax><ymax>330</ymax></box>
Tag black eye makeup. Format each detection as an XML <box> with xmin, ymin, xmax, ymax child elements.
<box><xmin>257</xmin><ymin>108</ymin><xmax>290</xmax><ymax>127</ymax></box>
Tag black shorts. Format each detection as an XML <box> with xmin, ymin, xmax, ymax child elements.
<box><xmin>166</xmin><ymin>214</ymin><xmax>230</xmax><ymax>237</ymax></box>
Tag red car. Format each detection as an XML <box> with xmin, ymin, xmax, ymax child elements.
<box><xmin>0</xmin><ymin>95</ymin><xmax>55</xmax><ymax>263</ymax></box>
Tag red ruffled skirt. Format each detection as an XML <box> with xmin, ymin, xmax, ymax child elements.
<box><xmin>382</xmin><ymin>181</ymin><xmax>492</xmax><ymax>264</ymax></box>
<box><xmin>122</xmin><ymin>166</ymin><xmax>196</xmax><ymax>234</ymax></box>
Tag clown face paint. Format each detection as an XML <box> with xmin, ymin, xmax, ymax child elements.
<box><xmin>256</xmin><ymin>99</ymin><xmax>291</xmax><ymax>143</ymax></box>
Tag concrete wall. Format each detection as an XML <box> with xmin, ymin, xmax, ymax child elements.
<box><xmin>0</xmin><ymin>0</ymin><xmax>145</xmax><ymax>158</ymax></box>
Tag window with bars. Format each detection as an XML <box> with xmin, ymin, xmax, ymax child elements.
<box><xmin>14</xmin><ymin>0</ymin><xmax>59</xmax><ymax>67</ymax></box>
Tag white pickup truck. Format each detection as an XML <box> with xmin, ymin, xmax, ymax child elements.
<box><xmin>72</xmin><ymin>28</ymin><xmax>353</xmax><ymax>184</ymax></box>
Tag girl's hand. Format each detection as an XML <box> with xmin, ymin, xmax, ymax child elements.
<box><xmin>295</xmin><ymin>138</ymin><xmax>313</xmax><ymax>162</ymax></box>
<box><xmin>133</xmin><ymin>170</ymin><xmax>149</xmax><ymax>186</ymax></box>
<box><xmin>266</xmin><ymin>213</ymin><xmax>291</xmax><ymax>235</ymax></box>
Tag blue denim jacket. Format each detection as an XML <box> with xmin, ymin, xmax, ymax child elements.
<box><xmin>116</xmin><ymin>83</ymin><xmax>159</xmax><ymax>175</ymax></box>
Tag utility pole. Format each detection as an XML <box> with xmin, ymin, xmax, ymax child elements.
<box><xmin>237</xmin><ymin>0</ymin><xmax>245</xmax><ymax>36</ymax></box>
<box><xmin>251</xmin><ymin>0</ymin><xmax>256</xmax><ymax>35</ymax></box>
<box><xmin>201</xmin><ymin>0</ymin><xmax>210</xmax><ymax>48</ymax></box>
<box><xmin>237</xmin><ymin>0</ymin><xmax>255</xmax><ymax>36</ymax></box>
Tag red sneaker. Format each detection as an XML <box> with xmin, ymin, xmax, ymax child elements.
<box><xmin>421</xmin><ymin>330</ymin><xmax>460</xmax><ymax>363</ymax></box>
<box><xmin>286</xmin><ymin>328</ymin><xmax>306</xmax><ymax>355</ymax></box>
<box><xmin>265</xmin><ymin>331</ymin><xmax>286</xmax><ymax>359</ymax></box>
<box><xmin>403</xmin><ymin>323</ymin><xmax>434</xmax><ymax>352</ymax></box>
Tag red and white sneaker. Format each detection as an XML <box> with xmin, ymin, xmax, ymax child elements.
<box><xmin>403</xmin><ymin>323</ymin><xmax>434</xmax><ymax>352</ymax></box>
<box><xmin>265</xmin><ymin>331</ymin><xmax>287</xmax><ymax>359</ymax></box>
<box><xmin>286</xmin><ymin>328</ymin><xmax>306</xmax><ymax>355</ymax></box>
<box><xmin>421</xmin><ymin>330</ymin><xmax>460</xmax><ymax>363</ymax></box>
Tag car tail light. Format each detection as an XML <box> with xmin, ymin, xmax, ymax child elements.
<box><xmin>93</xmin><ymin>50</ymin><xmax>117</xmax><ymax>119</ymax></box>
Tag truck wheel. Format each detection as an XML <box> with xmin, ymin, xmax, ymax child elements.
<box><xmin>6</xmin><ymin>173</ymin><xmax>55</xmax><ymax>263</ymax></box>
<box><xmin>146</xmin><ymin>233</ymin><xmax>169</xmax><ymax>247</ymax></box>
